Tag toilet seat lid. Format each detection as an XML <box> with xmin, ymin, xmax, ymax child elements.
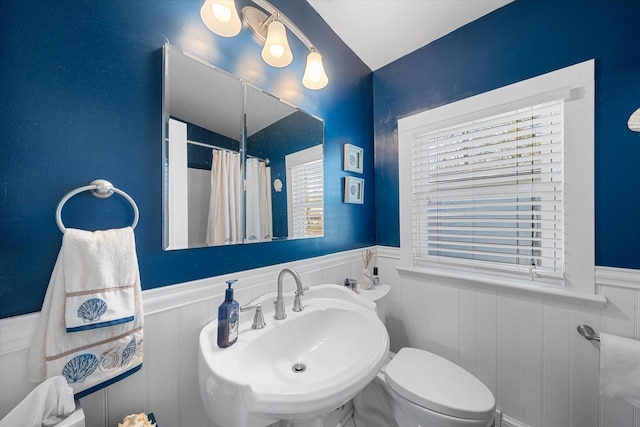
<box><xmin>385</xmin><ymin>348</ymin><xmax>495</xmax><ymax>420</ymax></box>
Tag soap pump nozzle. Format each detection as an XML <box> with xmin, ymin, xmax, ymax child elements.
<box><xmin>225</xmin><ymin>279</ymin><xmax>237</xmax><ymax>301</ymax></box>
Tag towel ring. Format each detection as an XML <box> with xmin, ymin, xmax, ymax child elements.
<box><xmin>55</xmin><ymin>179</ymin><xmax>139</xmax><ymax>233</ymax></box>
<box><xmin>577</xmin><ymin>324</ymin><xmax>600</xmax><ymax>342</ymax></box>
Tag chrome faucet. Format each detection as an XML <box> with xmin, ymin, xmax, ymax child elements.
<box><xmin>274</xmin><ymin>268</ymin><xmax>307</xmax><ymax>320</ymax></box>
<box><xmin>240</xmin><ymin>304</ymin><xmax>266</xmax><ymax>329</ymax></box>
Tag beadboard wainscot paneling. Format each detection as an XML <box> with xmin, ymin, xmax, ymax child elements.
<box><xmin>596</xmin><ymin>267</ymin><xmax>640</xmax><ymax>427</ymax></box>
<box><xmin>4</xmin><ymin>248</ymin><xmax>638</xmax><ymax>427</ymax></box>
<box><xmin>378</xmin><ymin>246</ymin><xmax>640</xmax><ymax>427</ymax></box>
<box><xmin>0</xmin><ymin>249</ymin><xmax>366</xmax><ymax>427</ymax></box>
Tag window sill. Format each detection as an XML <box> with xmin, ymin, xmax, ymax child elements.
<box><xmin>396</xmin><ymin>265</ymin><xmax>607</xmax><ymax>308</ymax></box>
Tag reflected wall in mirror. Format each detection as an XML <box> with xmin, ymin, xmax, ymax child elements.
<box><xmin>162</xmin><ymin>44</ymin><xmax>325</xmax><ymax>250</ymax></box>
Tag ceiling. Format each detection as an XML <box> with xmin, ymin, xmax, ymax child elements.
<box><xmin>306</xmin><ymin>0</ymin><xmax>513</xmax><ymax>71</ymax></box>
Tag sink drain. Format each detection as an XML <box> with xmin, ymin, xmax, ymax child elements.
<box><xmin>292</xmin><ymin>363</ymin><xmax>307</xmax><ymax>373</ymax></box>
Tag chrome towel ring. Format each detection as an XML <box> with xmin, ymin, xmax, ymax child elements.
<box><xmin>55</xmin><ymin>179</ymin><xmax>139</xmax><ymax>233</ymax></box>
<box><xmin>577</xmin><ymin>324</ymin><xmax>600</xmax><ymax>342</ymax></box>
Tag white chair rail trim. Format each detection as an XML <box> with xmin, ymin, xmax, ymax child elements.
<box><xmin>595</xmin><ymin>266</ymin><xmax>640</xmax><ymax>290</ymax></box>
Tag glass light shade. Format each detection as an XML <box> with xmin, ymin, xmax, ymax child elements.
<box><xmin>302</xmin><ymin>51</ymin><xmax>329</xmax><ymax>90</ymax></box>
<box><xmin>629</xmin><ymin>107</ymin><xmax>640</xmax><ymax>133</ymax></box>
<box><xmin>200</xmin><ymin>0</ymin><xmax>241</xmax><ymax>37</ymax></box>
<box><xmin>261</xmin><ymin>20</ymin><xmax>293</xmax><ymax>68</ymax></box>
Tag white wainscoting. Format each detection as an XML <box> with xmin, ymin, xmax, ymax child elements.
<box><xmin>0</xmin><ymin>249</ymin><xmax>366</xmax><ymax>427</ymax></box>
<box><xmin>377</xmin><ymin>246</ymin><xmax>640</xmax><ymax>427</ymax></box>
<box><xmin>4</xmin><ymin>247</ymin><xmax>639</xmax><ymax>427</ymax></box>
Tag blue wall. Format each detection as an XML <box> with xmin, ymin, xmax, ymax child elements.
<box><xmin>0</xmin><ymin>0</ymin><xmax>375</xmax><ymax>318</ymax></box>
<box><xmin>4</xmin><ymin>0</ymin><xmax>638</xmax><ymax>319</ymax></box>
<box><xmin>373</xmin><ymin>0</ymin><xmax>640</xmax><ymax>270</ymax></box>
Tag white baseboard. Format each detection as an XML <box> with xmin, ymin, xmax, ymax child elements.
<box><xmin>500</xmin><ymin>414</ymin><xmax>529</xmax><ymax>427</ymax></box>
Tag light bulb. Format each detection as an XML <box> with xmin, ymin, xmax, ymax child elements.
<box><xmin>269</xmin><ymin>44</ymin><xmax>285</xmax><ymax>58</ymax></box>
<box><xmin>212</xmin><ymin>3</ymin><xmax>231</xmax><ymax>22</ymax></box>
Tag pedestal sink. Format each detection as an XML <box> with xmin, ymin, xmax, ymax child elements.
<box><xmin>198</xmin><ymin>283</ymin><xmax>389</xmax><ymax>427</ymax></box>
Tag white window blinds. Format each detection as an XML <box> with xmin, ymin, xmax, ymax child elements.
<box><xmin>289</xmin><ymin>157</ymin><xmax>324</xmax><ymax>238</ymax></box>
<box><xmin>411</xmin><ymin>99</ymin><xmax>564</xmax><ymax>278</ymax></box>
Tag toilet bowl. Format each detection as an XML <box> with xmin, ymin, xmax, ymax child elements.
<box><xmin>354</xmin><ymin>285</ymin><xmax>496</xmax><ymax>427</ymax></box>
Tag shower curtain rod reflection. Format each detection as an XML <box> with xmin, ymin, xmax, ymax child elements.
<box><xmin>187</xmin><ymin>139</ymin><xmax>270</xmax><ymax>165</ymax></box>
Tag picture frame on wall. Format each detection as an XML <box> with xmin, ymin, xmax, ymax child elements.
<box><xmin>344</xmin><ymin>176</ymin><xmax>364</xmax><ymax>204</ymax></box>
<box><xmin>343</xmin><ymin>143</ymin><xmax>363</xmax><ymax>173</ymax></box>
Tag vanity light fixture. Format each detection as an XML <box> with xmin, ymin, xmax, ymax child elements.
<box><xmin>200</xmin><ymin>0</ymin><xmax>329</xmax><ymax>90</ymax></box>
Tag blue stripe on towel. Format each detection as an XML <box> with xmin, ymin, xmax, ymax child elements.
<box><xmin>66</xmin><ymin>316</ymin><xmax>135</xmax><ymax>333</ymax></box>
<box><xmin>73</xmin><ymin>363</ymin><xmax>143</xmax><ymax>399</ymax></box>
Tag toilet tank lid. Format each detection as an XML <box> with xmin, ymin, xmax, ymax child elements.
<box><xmin>385</xmin><ymin>348</ymin><xmax>495</xmax><ymax>420</ymax></box>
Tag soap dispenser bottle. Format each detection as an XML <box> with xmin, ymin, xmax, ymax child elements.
<box><xmin>217</xmin><ymin>279</ymin><xmax>240</xmax><ymax>348</ymax></box>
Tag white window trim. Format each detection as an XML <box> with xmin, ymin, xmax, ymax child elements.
<box><xmin>398</xmin><ymin>60</ymin><xmax>605</xmax><ymax>306</ymax></box>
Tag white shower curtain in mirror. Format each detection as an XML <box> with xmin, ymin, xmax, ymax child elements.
<box><xmin>246</xmin><ymin>158</ymin><xmax>273</xmax><ymax>242</ymax></box>
<box><xmin>206</xmin><ymin>150</ymin><xmax>242</xmax><ymax>245</ymax></box>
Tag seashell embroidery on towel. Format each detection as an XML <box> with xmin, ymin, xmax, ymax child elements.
<box><xmin>134</xmin><ymin>338</ymin><xmax>144</xmax><ymax>358</ymax></box>
<box><xmin>121</xmin><ymin>337</ymin><xmax>137</xmax><ymax>368</ymax></box>
<box><xmin>99</xmin><ymin>348</ymin><xmax>121</xmax><ymax>373</ymax></box>
<box><xmin>77</xmin><ymin>298</ymin><xmax>108</xmax><ymax>323</ymax></box>
<box><xmin>62</xmin><ymin>353</ymin><xmax>99</xmax><ymax>383</ymax></box>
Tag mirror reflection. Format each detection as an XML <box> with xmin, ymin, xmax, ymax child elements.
<box><xmin>162</xmin><ymin>44</ymin><xmax>324</xmax><ymax>250</ymax></box>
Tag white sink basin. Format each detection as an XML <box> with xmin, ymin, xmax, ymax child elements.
<box><xmin>198</xmin><ymin>283</ymin><xmax>389</xmax><ymax>427</ymax></box>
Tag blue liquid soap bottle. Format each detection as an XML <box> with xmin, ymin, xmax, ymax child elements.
<box><xmin>217</xmin><ymin>279</ymin><xmax>240</xmax><ymax>348</ymax></box>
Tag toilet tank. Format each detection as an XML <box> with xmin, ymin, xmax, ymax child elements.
<box><xmin>356</xmin><ymin>284</ymin><xmax>390</xmax><ymax>324</ymax></box>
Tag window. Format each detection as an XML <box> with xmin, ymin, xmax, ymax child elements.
<box><xmin>412</xmin><ymin>99</ymin><xmax>564</xmax><ymax>279</ymax></box>
<box><xmin>398</xmin><ymin>60</ymin><xmax>595</xmax><ymax>293</ymax></box>
<box><xmin>286</xmin><ymin>145</ymin><xmax>324</xmax><ymax>238</ymax></box>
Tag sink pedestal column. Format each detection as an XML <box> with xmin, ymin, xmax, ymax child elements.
<box><xmin>279</xmin><ymin>416</ymin><xmax>323</xmax><ymax>427</ymax></box>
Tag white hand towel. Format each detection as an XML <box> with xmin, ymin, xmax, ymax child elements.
<box><xmin>28</xmin><ymin>227</ymin><xmax>144</xmax><ymax>399</ymax></box>
<box><xmin>0</xmin><ymin>376</ymin><xmax>75</xmax><ymax>427</ymax></box>
<box><xmin>63</xmin><ymin>227</ymin><xmax>137</xmax><ymax>332</ymax></box>
<box><xmin>600</xmin><ymin>332</ymin><xmax>640</xmax><ymax>408</ymax></box>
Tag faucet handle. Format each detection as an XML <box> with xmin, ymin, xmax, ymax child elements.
<box><xmin>240</xmin><ymin>304</ymin><xmax>266</xmax><ymax>329</ymax></box>
<box><xmin>292</xmin><ymin>285</ymin><xmax>309</xmax><ymax>313</ymax></box>
<box><xmin>344</xmin><ymin>278</ymin><xmax>358</xmax><ymax>292</ymax></box>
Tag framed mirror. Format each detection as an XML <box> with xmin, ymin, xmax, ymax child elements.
<box><xmin>162</xmin><ymin>44</ymin><xmax>324</xmax><ymax>250</ymax></box>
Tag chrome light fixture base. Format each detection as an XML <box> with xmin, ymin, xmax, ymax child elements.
<box><xmin>242</xmin><ymin>6</ymin><xmax>270</xmax><ymax>43</ymax></box>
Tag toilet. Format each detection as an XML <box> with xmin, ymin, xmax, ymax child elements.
<box><xmin>354</xmin><ymin>284</ymin><xmax>496</xmax><ymax>427</ymax></box>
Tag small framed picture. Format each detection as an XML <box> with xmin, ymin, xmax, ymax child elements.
<box><xmin>344</xmin><ymin>176</ymin><xmax>364</xmax><ymax>204</ymax></box>
<box><xmin>343</xmin><ymin>143</ymin><xmax>363</xmax><ymax>173</ymax></box>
